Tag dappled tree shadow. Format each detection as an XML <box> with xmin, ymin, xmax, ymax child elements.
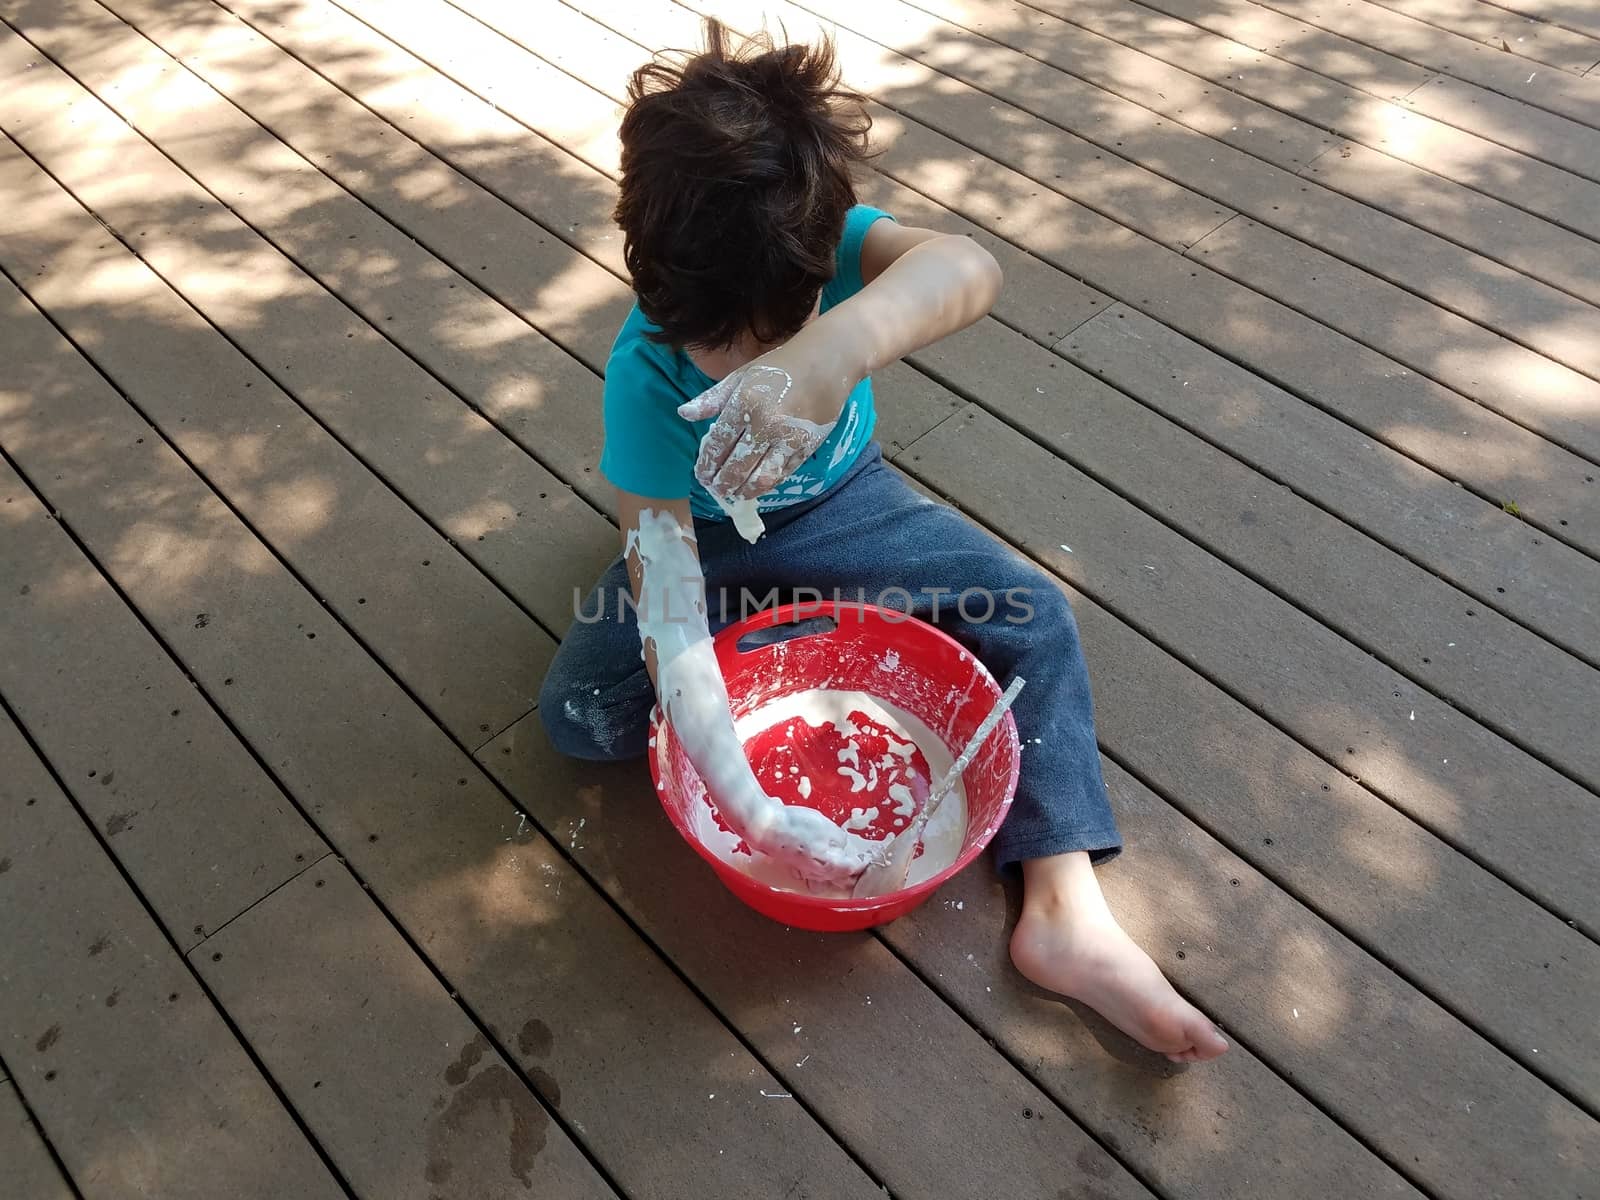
<box><xmin>3</xmin><ymin>0</ymin><xmax>1598</xmax><ymax>1194</ymax></box>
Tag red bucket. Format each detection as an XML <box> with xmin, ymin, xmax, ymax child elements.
<box><xmin>649</xmin><ymin>601</ymin><xmax>1020</xmax><ymax>931</ymax></box>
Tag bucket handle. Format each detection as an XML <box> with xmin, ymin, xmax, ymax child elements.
<box><xmin>733</xmin><ymin>614</ymin><xmax>839</xmax><ymax>654</ymax></box>
<box><xmin>722</xmin><ymin>600</ymin><xmax>915</xmax><ymax>655</ymax></box>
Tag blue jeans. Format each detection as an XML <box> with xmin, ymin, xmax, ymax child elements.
<box><xmin>539</xmin><ymin>445</ymin><xmax>1121</xmax><ymax>871</ymax></box>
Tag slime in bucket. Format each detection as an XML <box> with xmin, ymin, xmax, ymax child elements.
<box><xmin>649</xmin><ymin>602</ymin><xmax>1021</xmax><ymax>932</ymax></box>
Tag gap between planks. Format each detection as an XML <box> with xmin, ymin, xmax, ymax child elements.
<box><xmin>6</xmin><ymin>0</ymin><xmax>1593</xmax><ymax>1184</ymax></box>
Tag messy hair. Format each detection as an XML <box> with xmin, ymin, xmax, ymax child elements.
<box><xmin>614</xmin><ymin>19</ymin><xmax>874</xmax><ymax>350</ymax></box>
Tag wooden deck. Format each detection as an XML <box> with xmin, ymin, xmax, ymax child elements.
<box><xmin>1</xmin><ymin>0</ymin><xmax>1596</xmax><ymax>1195</ymax></box>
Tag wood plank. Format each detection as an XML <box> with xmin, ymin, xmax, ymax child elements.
<box><xmin>246</xmin><ymin>0</ymin><xmax>1113</xmax><ymax>356</ymax></box>
<box><xmin>7</xmin><ymin>332</ymin><xmax>558</xmax><ymax>1196</ymax></box>
<box><xmin>0</xmin><ymin>692</ymin><xmax>343</xmax><ymax>1200</ymax></box>
<box><xmin>0</xmin><ymin>31</ymin><xmax>881</xmax><ymax>1199</ymax></box>
<box><xmin>393</xmin><ymin>0</ymin><xmax>1600</xmax><ymax>1120</ymax></box>
<box><xmin>37</xmin><ymin>0</ymin><xmax>1600</xmax><ymax>1171</ymax></box>
<box><xmin>884</xmin><ymin>0</ymin><xmax>1600</xmax><ymax>321</ymax></box>
<box><xmin>905</xmin><ymin>433</ymin><xmax>1596</xmax><ymax>1185</ymax></box>
<box><xmin>452</xmin><ymin>0</ymin><xmax>1600</xmax><ymax>885</ymax></box>
<box><xmin>1</xmin><ymin>0</ymin><xmax>617</xmax><ymax>511</ymax></box>
<box><xmin>338</xmin><ymin>0</ymin><xmax>1234</xmax><ymax>252</ymax></box>
<box><xmin>906</xmin><ymin>0</ymin><xmax>1600</xmax><ymax>306</ymax></box>
<box><xmin>1112</xmin><ymin>0</ymin><xmax>1600</xmax><ymax>175</ymax></box>
<box><xmin>1041</xmin><ymin>519</ymin><xmax>1599</xmax><ymax>1071</ymax></box>
<box><xmin>397</xmin><ymin>0</ymin><xmax>1598</xmax><ymax>670</ymax></box>
<box><xmin>1370</xmin><ymin>0</ymin><xmax>1600</xmax><ymax>70</ymax></box>
<box><xmin>240</xmin><ymin>0</ymin><xmax>1111</xmax><ymax>348</ymax></box>
<box><xmin>1294</xmin><ymin>137</ymin><xmax>1600</xmax><ymax>309</ymax></box>
<box><xmin>0</xmin><ymin>51</ymin><xmax>552</xmax><ymax>749</ymax></box>
<box><xmin>484</xmin><ymin>721</ymin><xmax>1420</xmax><ymax>1200</ymax></box>
<box><xmin>913</xmin><ymin>316</ymin><xmax>1600</xmax><ymax>789</ymax></box>
<box><xmin>1059</xmin><ymin>304</ymin><xmax>1600</xmax><ymax>664</ymax></box>
<box><xmin>879</xmin><ymin>0</ymin><xmax>1352</xmax><ymax>172</ymax></box>
<box><xmin>0</xmin><ymin>1080</ymin><xmax>74</xmax><ymax>1200</ymax></box>
<box><xmin>883</xmin><ymin>754</ymin><xmax>1577</xmax><ymax>1200</ymax></box>
<box><xmin>90</xmin><ymin>0</ymin><xmax>960</xmax><ymax>489</ymax></box>
<box><xmin>0</xmin><ymin>202</ymin><xmax>869</xmax><ymax>1200</ymax></box>
<box><xmin>566</xmin><ymin>0</ymin><xmax>1600</xmax><ymax>556</ymax></box>
<box><xmin>90</xmin><ymin>0</ymin><xmax>960</xmax><ymax>492</ymax></box>
<box><xmin>1254</xmin><ymin>0</ymin><xmax>1600</xmax><ymax>127</ymax></box>
<box><xmin>187</xmin><ymin>0</ymin><xmax>628</xmax><ymax>379</ymax></box>
<box><xmin>1398</xmin><ymin>72</ymin><xmax>1600</xmax><ymax>177</ymax></box>
<box><xmin>916</xmin><ymin>0</ymin><xmax>1600</xmax><ymax>311</ymax></box>
<box><xmin>6</xmin><ymin>4</ymin><xmax>1587</xmax><ymax>1196</ymax></box>
<box><xmin>1183</xmin><ymin>215</ymin><xmax>1600</xmax><ymax>448</ymax></box>
<box><xmin>891</xmin><ymin>421</ymin><xmax>1600</xmax><ymax>1198</ymax></box>
<box><xmin>193</xmin><ymin>860</ymin><xmax>615</xmax><ymax>1200</ymax></box>
<box><xmin>1465</xmin><ymin>0</ymin><xmax>1600</xmax><ymax>51</ymax></box>
<box><xmin>0</xmin><ymin>281</ymin><xmax>328</xmax><ymax>946</ymax></box>
<box><xmin>227</xmin><ymin>0</ymin><xmax>634</xmax><ymax>287</ymax></box>
<box><xmin>1028</xmin><ymin>0</ymin><xmax>1600</xmax><ymax>238</ymax></box>
<box><xmin>387</xmin><ymin>0</ymin><xmax>1600</xmax><ymax>876</ymax></box>
<box><xmin>866</xmin><ymin>107</ymin><xmax>1600</xmax><ymax>546</ymax></box>
<box><xmin>0</xmin><ymin>33</ymin><xmax>610</xmax><ymax>645</ymax></box>
<box><xmin>243</xmin><ymin>0</ymin><xmax>1593</xmax><ymax>1126</ymax></box>
<box><xmin>340</xmin><ymin>0</ymin><xmax>1600</xmax><ymax>518</ymax></box>
<box><xmin>712</xmin><ymin>0</ymin><xmax>1600</xmax><ymax>449</ymax></box>
<box><xmin>902</xmin><ymin>405</ymin><xmax>1600</xmax><ymax>1079</ymax></box>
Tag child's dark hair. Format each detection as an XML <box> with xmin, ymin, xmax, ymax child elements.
<box><xmin>614</xmin><ymin>20</ymin><xmax>873</xmax><ymax>350</ymax></box>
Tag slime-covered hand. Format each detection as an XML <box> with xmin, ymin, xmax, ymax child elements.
<box><xmin>744</xmin><ymin>795</ymin><xmax>884</xmax><ymax>886</ymax></box>
<box><xmin>676</xmin><ymin>352</ymin><xmax>847</xmax><ymax>501</ymax></box>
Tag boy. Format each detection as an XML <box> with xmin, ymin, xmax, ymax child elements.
<box><xmin>541</xmin><ymin>21</ymin><xmax>1226</xmax><ymax>1064</ymax></box>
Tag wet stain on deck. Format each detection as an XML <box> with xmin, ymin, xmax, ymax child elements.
<box><xmin>516</xmin><ymin>1017</ymin><xmax>552</xmax><ymax>1058</ymax></box>
<box><xmin>426</xmin><ymin>1033</ymin><xmax>547</xmax><ymax>1192</ymax></box>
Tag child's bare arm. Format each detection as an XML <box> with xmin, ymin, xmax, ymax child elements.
<box><xmin>687</xmin><ymin>225</ymin><xmax>1001</xmax><ymax>499</ymax></box>
<box><xmin>839</xmin><ymin>222</ymin><xmax>1005</xmax><ymax>378</ymax></box>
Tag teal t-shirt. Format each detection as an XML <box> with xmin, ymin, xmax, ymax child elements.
<box><xmin>599</xmin><ymin>205</ymin><xmax>893</xmax><ymax>520</ymax></box>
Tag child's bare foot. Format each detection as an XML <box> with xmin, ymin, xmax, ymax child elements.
<box><xmin>1010</xmin><ymin>852</ymin><xmax>1228</xmax><ymax>1063</ymax></box>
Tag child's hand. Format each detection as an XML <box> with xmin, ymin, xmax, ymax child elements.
<box><xmin>676</xmin><ymin>350</ymin><xmax>850</xmax><ymax>500</ymax></box>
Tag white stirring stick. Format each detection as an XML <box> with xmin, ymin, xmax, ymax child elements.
<box><xmin>852</xmin><ymin>676</ymin><xmax>1026</xmax><ymax>899</ymax></box>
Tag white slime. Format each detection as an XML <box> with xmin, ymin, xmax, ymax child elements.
<box><xmin>715</xmin><ymin>494</ymin><xmax>766</xmax><ymax>544</ymax></box>
<box><xmin>694</xmin><ymin>688</ymin><xmax>969</xmax><ymax>898</ymax></box>
<box><xmin>852</xmin><ymin>676</ymin><xmax>1023</xmax><ymax>899</ymax></box>
<box><xmin>628</xmin><ymin>508</ymin><xmax>873</xmax><ymax>884</ymax></box>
